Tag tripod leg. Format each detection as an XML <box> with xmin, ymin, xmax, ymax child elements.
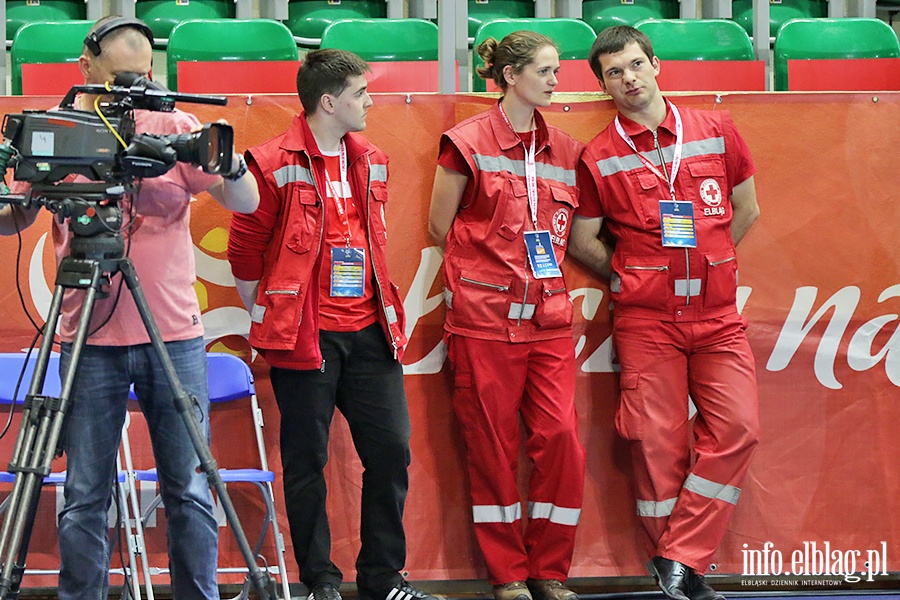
<box><xmin>118</xmin><ymin>259</ymin><xmax>277</xmax><ymax>600</ymax></box>
<box><xmin>0</xmin><ymin>263</ymin><xmax>108</xmax><ymax>600</ymax></box>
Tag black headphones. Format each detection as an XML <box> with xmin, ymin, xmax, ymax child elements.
<box><xmin>84</xmin><ymin>17</ymin><xmax>155</xmax><ymax>56</ymax></box>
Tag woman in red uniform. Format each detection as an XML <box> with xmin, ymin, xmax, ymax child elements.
<box><xmin>428</xmin><ymin>31</ymin><xmax>586</xmax><ymax>600</ymax></box>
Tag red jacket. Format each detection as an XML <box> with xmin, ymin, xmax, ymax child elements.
<box><xmin>579</xmin><ymin>103</ymin><xmax>756</xmax><ymax>322</ymax></box>
<box><xmin>228</xmin><ymin>113</ymin><xmax>407</xmax><ymax>369</ymax></box>
<box><xmin>440</xmin><ymin>103</ymin><xmax>583</xmax><ymax>343</ymax></box>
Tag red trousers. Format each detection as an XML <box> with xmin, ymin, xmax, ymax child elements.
<box><xmin>447</xmin><ymin>334</ymin><xmax>585</xmax><ymax>585</ymax></box>
<box><xmin>613</xmin><ymin>313</ymin><xmax>759</xmax><ymax>574</ymax></box>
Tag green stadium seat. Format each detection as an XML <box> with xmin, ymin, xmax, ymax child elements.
<box><xmin>634</xmin><ymin>19</ymin><xmax>765</xmax><ymax>91</ymax></box>
<box><xmin>773</xmin><ymin>18</ymin><xmax>900</xmax><ymax>90</ymax></box>
<box><xmin>467</xmin><ymin>0</ymin><xmax>534</xmax><ymax>40</ymax></box>
<box><xmin>6</xmin><ymin>0</ymin><xmax>85</xmax><ymax>44</ymax></box>
<box><xmin>472</xmin><ymin>18</ymin><xmax>598</xmax><ymax>92</ymax></box>
<box><xmin>10</xmin><ymin>20</ymin><xmax>92</xmax><ymax>95</ymax></box>
<box><xmin>636</xmin><ymin>18</ymin><xmax>754</xmax><ymax>60</ymax></box>
<box><xmin>285</xmin><ymin>0</ymin><xmax>385</xmax><ymax>47</ymax></box>
<box><xmin>582</xmin><ymin>0</ymin><xmax>678</xmax><ymax>34</ymax></box>
<box><xmin>135</xmin><ymin>0</ymin><xmax>235</xmax><ymax>46</ymax></box>
<box><xmin>320</xmin><ymin>18</ymin><xmax>442</xmax><ymax>92</ymax></box>
<box><xmin>732</xmin><ymin>0</ymin><xmax>827</xmax><ymax>39</ymax></box>
<box><xmin>167</xmin><ymin>19</ymin><xmax>299</xmax><ymax>92</ymax></box>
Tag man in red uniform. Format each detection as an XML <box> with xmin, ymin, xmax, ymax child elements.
<box><xmin>228</xmin><ymin>49</ymin><xmax>434</xmax><ymax>600</ymax></box>
<box><xmin>568</xmin><ymin>26</ymin><xmax>761</xmax><ymax>600</ymax></box>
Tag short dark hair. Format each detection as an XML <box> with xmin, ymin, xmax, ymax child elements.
<box><xmin>297</xmin><ymin>49</ymin><xmax>371</xmax><ymax>115</ymax></box>
<box><xmin>588</xmin><ymin>26</ymin><xmax>655</xmax><ymax>82</ymax></box>
<box><xmin>475</xmin><ymin>30</ymin><xmax>558</xmax><ymax>92</ymax></box>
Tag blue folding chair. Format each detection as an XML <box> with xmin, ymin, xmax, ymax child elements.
<box><xmin>133</xmin><ymin>353</ymin><xmax>291</xmax><ymax>600</ymax></box>
<box><xmin>0</xmin><ymin>353</ymin><xmax>142</xmax><ymax>596</ymax></box>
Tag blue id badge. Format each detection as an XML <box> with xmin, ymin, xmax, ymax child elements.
<box><xmin>330</xmin><ymin>247</ymin><xmax>365</xmax><ymax>297</ymax></box>
<box><xmin>659</xmin><ymin>200</ymin><xmax>697</xmax><ymax>248</ymax></box>
<box><xmin>524</xmin><ymin>230</ymin><xmax>563</xmax><ymax>279</ymax></box>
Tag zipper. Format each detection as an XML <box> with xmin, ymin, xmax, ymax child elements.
<box><xmin>519</xmin><ymin>271</ymin><xmax>530</xmax><ymax>325</ymax></box>
<box><xmin>320</xmin><ymin>359</ymin><xmax>326</xmax><ymax>373</ymax></box>
<box><xmin>546</xmin><ymin>287</ymin><xmax>566</xmax><ymax>295</ymax></box>
<box><xmin>460</xmin><ymin>277</ymin><xmax>510</xmax><ymax>292</ymax></box>
<box><xmin>364</xmin><ymin>155</ymin><xmax>399</xmax><ymax>359</ymax></box>
<box><xmin>652</xmin><ymin>130</ymin><xmax>690</xmax><ymax>306</ymax></box>
<box><xmin>710</xmin><ymin>256</ymin><xmax>736</xmax><ymax>267</ymax></box>
<box><xmin>265</xmin><ymin>289</ymin><xmax>299</xmax><ymax>295</ymax></box>
<box><xmin>624</xmin><ymin>265</ymin><xmax>669</xmax><ymax>271</ymax></box>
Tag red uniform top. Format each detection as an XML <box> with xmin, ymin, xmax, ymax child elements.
<box><xmin>438</xmin><ymin>102</ymin><xmax>583</xmax><ymax>343</ymax></box>
<box><xmin>577</xmin><ymin>102</ymin><xmax>756</xmax><ymax>321</ymax></box>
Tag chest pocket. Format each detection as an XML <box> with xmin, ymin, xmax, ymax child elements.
<box><xmin>687</xmin><ymin>160</ymin><xmax>728</xmax><ymax>217</ymax></box>
<box><xmin>368</xmin><ymin>182</ymin><xmax>388</xmax><ymax>246</ymax></box>
<box><xmin>285</xmin><ymin>187</ymin><xmax>319</xmax><ymax>254</ymax></box>
<box><xmin>493</xmin><ymin>177</ymin><xmax>527</xmax><ymax>241</ymax></box>
<box><xmin>631</xmin><ymin>171</ymin><xmax>663</xmax><ymax>227</ymax></box>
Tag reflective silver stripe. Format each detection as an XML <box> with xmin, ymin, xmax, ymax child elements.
<box><xmin>385</xmin><ymin>304</ymin><xmax>398</xmax><ymax>325</ymax></box>
<box><xmin>473</xmin><ymin>503</ymin><xmax>522</xmax><ymax>523</ymax></box>
<box><xmin>370</xmin><ymin>163</ymin><xmax>388</xmax><ymax>182</ymax></box>
<box><xmin>610</xmin><ymin>273</ymin><xmax>621</xmax><ymax>293</ymax></box>
<box><xmin>636</xmin><ymin>497</ymin><xmax>677</xmax><ymax>517</ymax></box>
<box><xmin>274</xmin><ymin>164</ymin><xmax>314</xmax><ymax>187</ymax></box>
<box><xmin>683</xmin><ymin>473</ymin><xmax>741</xmax><ymax>505</ymax></box>
<box><xmin>596</xmin><ymin>137</ymin><xmax>726</xmax><ymax>177</ymax></box>
<box><xmin>472</xmin><ymin>154</ymin><xmax>576</xmax><ymax>187</ymax></box>
<box><xmin>674</xmin><ymin>278</ymin><xmax>702</xmax><ymax>297</ymax></box>
<box><xmin>508</xmin><ymin>302</ymin><xmax>535</xmax><ymax>320</ymax></box>
<box><xmin>443</xmin><ymin>287</ymin><xmax>453</xmax><ymax>309</ymax></box>
<box><xmin>250</xmin><ymin>304</ymin><xmax>265</xmax><ymax>324</ymax></box>
<box><xmin>528</xmin><ymin>502</ymin><xmax>581</xmax><ymax>526</ymax></box>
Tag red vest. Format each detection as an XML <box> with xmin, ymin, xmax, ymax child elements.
<box><xmin>441</xmin><ymin>103</ymin><xmax>584</xmax><ymax>342</ymax></box>
<box><xmin>242</xmin><ymin>114</ymin><xmax>406</xmax><ymax>368</ymax></box>
<box><xmin>581</xmin><ymin>104</ymin><xmax>753</xmax><ymax>321</ymax></box>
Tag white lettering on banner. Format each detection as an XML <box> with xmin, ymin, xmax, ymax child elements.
<box><xmin>766</xmin><ymin>286</ymin><xmax>900</xmax><ymax>390</ymax></box>
<box><xmin>402</xmin><ymin>247</ymin><xmax>449</xmax><ymax>375</ymax></box>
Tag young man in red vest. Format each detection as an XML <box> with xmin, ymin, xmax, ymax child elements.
<box><xmin>569</xmin><ymin>26</ymin><xmax>761</xmax><ymax>600</ymax></box>
<box><xmin>228</xmin><ymin>49</ymin><xmax>434</xmax><ymax>600</ymax></box>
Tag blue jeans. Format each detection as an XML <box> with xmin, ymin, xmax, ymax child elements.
<box><xmin>58</xmin><ymin>337</ymin><xmax>219</xmax><ymax>600</ymax></box>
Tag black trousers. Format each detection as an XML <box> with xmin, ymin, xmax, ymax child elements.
<box><xmin>270</xmin><ymin>323</ymin><xmax>411</xmax><ymax>593</ymax></box>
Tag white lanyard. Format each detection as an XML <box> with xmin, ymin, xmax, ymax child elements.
<box><xmin>615</xmin><ymin>101</ymin><xmax>683</xmax><ymax>201</ymax></box>
<box><xmin>499</xmin><ymin>104</ymin><xmax>540</xmax><ymax>228</ymax></box>
<box><xmin>323</xmin><ymin>141</ymin><xmax>352</xmax><ymax>246</ymax></box>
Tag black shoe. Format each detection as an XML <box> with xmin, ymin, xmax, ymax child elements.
<box><xmin>647</xmin><ymin>557</ymin><xmax>691</xmax><ymax>600</ymax></box>
<box><xmin>309</xmin><ymin>583</ymin><xmax>343</xmax><ymax>600</ymax></box>
<box><xmin>360</xmin><ymin>579</ymin><xmax>439</xmax><ymax>600</ymax></box>
<box><xmin>688</xmin><ymin>572</ymin><xmax>725</xmax><ymax>600</ymax></box>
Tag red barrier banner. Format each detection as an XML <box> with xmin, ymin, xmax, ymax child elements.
<box><xmin>0</xmin><ymin>92</ymin><xmax>898</xmax><ymax>589</ymax></box>
<box><xmin>788</xmin><ymin>58</ymin><xmax>900</xmax><ymax>91</ymax></box>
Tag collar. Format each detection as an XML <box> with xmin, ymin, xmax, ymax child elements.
<box><xmin>488</xmin><ymin>100</ymin><xmax>552</xmax><ymax>154</ymax></box>
<box><xmin>616</xmin><ymin>98</ymin><xmax>677</xmax><ymax>138</ymax></box>
<box><xmin>282</xmin><ymin>112</ymin><xmax>370</xmax><ymax>163</ymax></box>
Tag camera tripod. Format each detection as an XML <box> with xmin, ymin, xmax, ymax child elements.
<box><xmin>0</xmin><ymin>188</ymin><xmax>277</xmax><ymax>600</ymax></box>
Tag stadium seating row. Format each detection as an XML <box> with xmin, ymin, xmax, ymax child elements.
<box><xmin>8</xmin><ymin>16</ymin><xmax>900</xmax><ymax>95</ymax></box>
<box><xmin>3</xmin><ymin>0</ymin><xmax>854</xmax><ymax>47</ymax></box>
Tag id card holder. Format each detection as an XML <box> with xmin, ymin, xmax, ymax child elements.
<box><xmin>330</xmin><ymin>247</ymin><xmax>365</xmax><ymax>297</ymax></box>
<box><xmin>524</xmin><ymin>230</ymin><xmax>562</xmax><ymax>279</ymax></box>
<box><xmin>659</xmin><ymin>200</ymin><xmax>697</xmax><ymax>248</ymax></box>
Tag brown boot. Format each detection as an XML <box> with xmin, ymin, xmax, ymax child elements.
<box><xmin>526</xmin><ymin>579</ymin><xmax>578</xmax><ymax>600</ymax></box>
<box><xmin>493</xmin><ymin>581</ymin><xmax>532</xmax><ymax>600</ymax></box>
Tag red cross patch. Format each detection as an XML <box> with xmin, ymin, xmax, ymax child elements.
<box><xmin>553</xmin><ymin>208</ymin><xmax>569</xmax><ymax>237</ymax></box>
<box><xmin>699</xmin><ymin>178</ymin><xmax>722</xmax><ymax>207</ymax></box>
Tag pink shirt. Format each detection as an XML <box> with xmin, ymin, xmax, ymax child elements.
<box><xmin>49</xmin><ymin>109</ymin><xmax>218</xmax><ymax>345</ymax></box>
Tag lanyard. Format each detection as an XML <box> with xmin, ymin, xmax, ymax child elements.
<box><xmin>614</xmin><ymin>101</ymin><xmax>683</xmax><ymax>201</ymax></box>
<box><xmin>498</xmin><ymin>104</ymin><xmax>540</xmax><ymax>228</ymax></box>
<box><xmin>323</xmin><ymin>141</ymin><xmax>352</xmax><ymax>246</ymax></box>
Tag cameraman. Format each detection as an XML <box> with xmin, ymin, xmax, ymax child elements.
<box><xmin>0</xmin><ymin>16</ymin><xmax>258</xmax><ymax>600</ymax></box>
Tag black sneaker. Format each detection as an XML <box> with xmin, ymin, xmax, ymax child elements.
<box><xmin>309</xmin><ymin>583</ymin><xmax>343</xmax><ymax>600</ymax></box>
<box><xmin>361</xmin><ymin>579</ymin><xmax>438</xmax><ymax>600</ymax></box>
